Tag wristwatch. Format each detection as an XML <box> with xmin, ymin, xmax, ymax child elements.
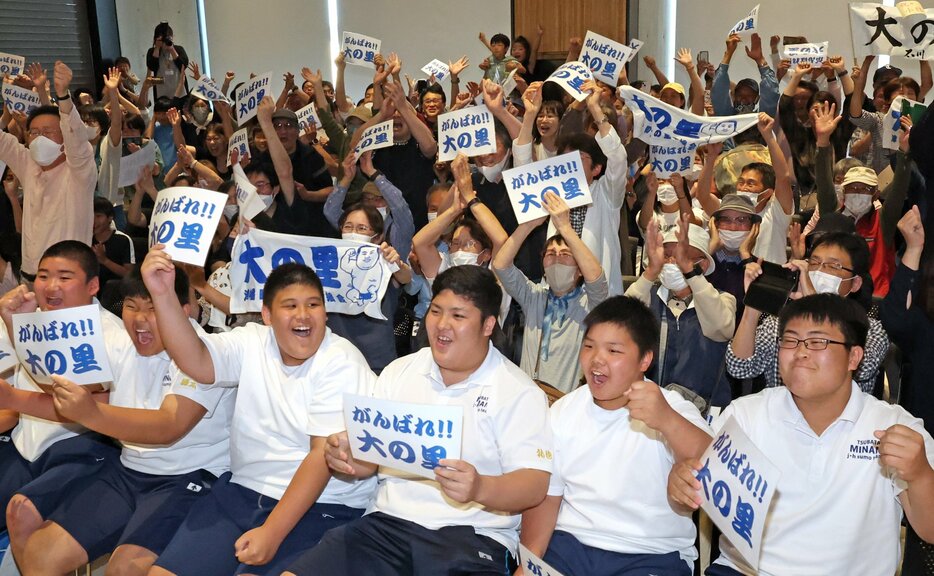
<box><xmin>465</xmin><ymin>197</ymin><xmax>483</xmax><ymax>212</ymax></box>
<box><xmin>739</xmin><ymin>256</ymin><xmax>757</xmax><ymax>266</ymax></box>
<box><xmin>56</xmin><ymin>90</ymin><xmax>71</xmax><ymax>101</ymax></box>
<box><xmin>682</xmin><ymin>263</ymin><xmax>704</xmax><ymax>280</ymax></box>
<box><xmin>366</xmin><ymin>170</ymin><xmax>383</xmax><ymax>182</ymax></box>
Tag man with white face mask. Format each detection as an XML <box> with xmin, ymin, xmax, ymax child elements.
<box><xmin>706</xmin><ymin>194</ymin><xmax>761</xmax><ymax>321</ymax></box>
<box><xmin>493</xmin><ymin>192</ymin><xmax>608</xmax><ymax>393</ymax></box>
<box><xmin>0</xmin><ymin>61</ymin><xmax>97</xmax><ymax>282</ymax></box>
<box><xmin>626</xmin><ymin>215</ymin><xmax>736</xmax><ymax>407</ymax></box>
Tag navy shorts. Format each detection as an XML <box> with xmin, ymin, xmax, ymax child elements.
<box><xmin>543</xmin><ymin>530</ymin><xmax>692</xmax><ymax>576</ymax></box>
<box><xmin>705</xmin><ymin>563</ymin><xmax>743</xmax><ymax>575</ymax></box>
<box><xmin>45</xmin><ymin>461</ymin><xmax>215</xmax><ymax>560</ymax></box>
<box><xmin>286</xmin><ymin>511</ymin><xmax>517</xmax><ymax>575</ymax></box>
<box><xmin>154</xmin><ymin>472</ymin><xmax>364</xmax><ymax>576</ymax></box>
<box><xmin>0</xmin><ymin>432</ymin><xmax>119</xmax><ymax>530</ymax></box>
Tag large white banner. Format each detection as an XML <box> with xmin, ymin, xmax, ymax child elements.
<box><xmin>850</xmin><ymin>2</ymin><xmax>934</xmax><ymax>60</ymax></box>
<box><xmin>230</xmin><ymin>227</ymin><xmax>394</xmax><ymax>319</ymax></box>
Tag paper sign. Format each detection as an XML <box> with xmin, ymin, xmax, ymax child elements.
<box><xmin>1</xmin><ymin>82</ymin><xmax>41</xmax><ymax>115</ymax></box>
<box><xmin>519</xmin><ymin>544</ymin><xmax>566</xmax><ymax>576</ymax></box>
<box><xmin>229</xmin><ymin>227</ymin><xmax>395</xmax><ymax>319</ymax></box>
<box><xmin>437</xmin><ymin>105</ymin><xmax>497</xmax><ymax>162</ymax></box>
<box><xmin>625</xmin><ymin>39</ymin><xmax>645</xmax><ymax>63</ymax></box>
<box><xmin>118</xmin><ymin>141</ymin><xmax>157</xmax><ymax>187</ymax></box>
<box><xmin>191</xmin><ymin>76</ymin><xmax>231</xmax><ymax>104</ymax></box>
<box><xmin>782</xmin><ymin>42</ymin><xmax>829</xmax><ymax>68</ymax></box>
<box><xmin>545</xmin><ymin>62</ymin><xmax>594</xmax><ymax>102</ymax></box>
<box><xmin>235</xmin><ymin>72</ymin><xmax>271</xmax><ymax>125</ymax></box>
<box><xmin>296</xmin><ymin>102</ymin><xmax>321</xmax><ymax>135</ymax></box>
<box><xmin>882</xmin><ymin>95</ymin><xmax>921</xmax><ymax>150</ymax></box>
<box><xmin>227</xmin><ymin>127</ymin><xmax>249</xmax><ymax>167</ymax></box>
<box><xmin>501</xmin><ymin>68</ymin><xmax>518</xmax><ymax>96</ymax></box>
<box><xmin>421</xmin><ymin>59</ymin><xmax>449</xmax><ymax>83</ymax></box>
<box><xmin>697</xmin><ymin>416</ymin><xmax>780</xmax><ymax>570</ymax></box>
<box><xmin>850</xmin><ymin>3</ymin><xmax>934</xmax><ymax>60</ymax></box>
<box><xmin>0</xmin><ymin>337</ymin><xmax>18</xmax><ymax>375</ymax></box>
<box><xmin>649</xmin><ymin>142</ymin><xmax>698</xmax><ymax>178</ymax></box>
<box><xmin>354</xmin><ymin>120</ymin><xmax>393</xmax><ymax>159</ymax></box>
<box><xmin>0</xmin><ymin>52</ymin><xmax>25</xmax><ymax>77</ymax></box>
<box><xmin>12</xmin><ymin>304</ymin><xmax>114</xmax><ymax>386</ymax></box>
<box><xmin>231</xmin><ymin>163</ymin><xmax>271</xmax><ymax>221</ymax></box>
<box><xmin>503</xmin><ymin>150</ymin><xmax>593</xmax><ymax>224</ymax></box>
<box><xmin>342</xmin><ymin>32</ymin><xmax>381</xmax><ymax>66</ymax></box>
<box><xmin>580</xmin><ymin>31</ymin><xmax>632</xmax><ymax>86</ymax></box>
<box><xmin>148</xmin><ymin>186</ymin><xmax>226</xmax><ymax>266</ymax></box>
<box><xmin>343</xmin><ymin>393</ymin><xmax>463</xmax><ymax>479</ymax></box>
<box><xmin>728</xmin><ymin>4</ymin><xmax>760</xmax><ymax>38</ymax></box>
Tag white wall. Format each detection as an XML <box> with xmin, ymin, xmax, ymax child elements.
<box><xmin>115</xmin><ymin>0</ymin><xmax>510</xmax><ymax>107</ymax></box>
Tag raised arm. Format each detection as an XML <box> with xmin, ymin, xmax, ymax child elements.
<box><xmin>920</xmin><ymin>60</ymin><xmax>932</xmax><ymax>101</ymax></box>
<box><xmin>102</xmin><ymin>67</ymin><xmax>123</xmax><ymax>148</ymax></box>
<box><xmin>141</xmin><ymin>248</ymin><xmax>216</xmax><ymax>383</ymax></box>
<box><xmin>452</xmin><ymin>154</ymin><xmax>507</xmax><ymax>255</ymax></box>
<box><xmin>412</xmin><ymin>185</ymin><xmax>461</xmax><ymax>278</ymax></box>
<box><xmin>694</xmin><ymin>141</ymin><xmax>722</xmax><ymax>215</ymax></box>
<box><xmin>811</xmin><ymin>102</ymin><xmax>843</xmax><ymax>215</ymax></box>
<box><xmin>333</xmin><ymin>53</ymin><xmax>353</xmax><ymax>114</ymax></box>
<box><xmin>256</xmin><ymin>95</ymin><xmax>295</xmax><ymax>206</ymax></box>
<box><xmin>528</xmin><ymin>25</ymin><xmax>544</xmax><ymax>75</ymax></box>
<box><xmin>515</xmin><ymin>81</ymin><xmax>543</xmax><ymax>148</ymax></box>
<box><xmin>675</xmin><ymin>48</ymin><xmax>705</xmax><ymax>116</ymax></box>
<box><xmin>26</xmin><ymin>62</ymin><xmax>52</xmax><ymax>107</ymax></box>
<box><xmin>850</xmin><ymin>55</ymin><xmax>875</xmax><ymax>118</ymax></box>
<box><xmin>643</xmin><ymin>55</ymin><xmax>670</xmax><ymax>87</ymax></box>
<box><xmin>385</xmin><ymin>82</ymin><xmax>437</xmax><ymax>158</ymax></box>
<box><xmin>758</xmin><ymin>113</ymin><xmax>793</xmax><ymax>214</ymax></box>
<box><xmin>546</xmin><ymin>193</ymin><xmax>602</xmax><ymax>282</ymax></box>
<box><xmin>481</xmin><ymin>79</ymin><xmax>522</xmax><ymax>141</ymax></box>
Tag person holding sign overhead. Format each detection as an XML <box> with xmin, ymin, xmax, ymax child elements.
<box><xmin>670</xmin><ymin>294</ymin><xmax>934</xmax><ymax>576</ymax></box>
<box><xmin>289</xmin><ymin>265</ymin><xmax>553</xmax><ymax>575</ymax></box>
<box><xmin>141</xmin><ymin>253</ymin><xmax>376</xmax><ymax>575</ymax></box>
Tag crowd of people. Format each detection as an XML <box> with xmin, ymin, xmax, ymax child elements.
<box><xmin>0</xmin><ymin>16</ymin><xmax>932</xmax><ymax>576</ymax></box>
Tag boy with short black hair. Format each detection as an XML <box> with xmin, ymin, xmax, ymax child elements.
<box><xmin>480</xmin><ymin>32</ymin><xmax>521</xmax><ymax>82</ymax></box>
<box><xmin>288</xmin><ymin>265</ymin><xmax>553</xmax><ymax>575</ymax></box>
<box><xmin>12</xmin><ymin>265</ymin><xmax>235</xmax><ymax>574</ymax></box>
<box><xmin>670</xmin><ymin>294</ymin><xmax>934</xmax><ymax>575</ymax></box>
<box><xmin>92</xmin><ymin>196</ymin><xmax>135</xmax><ymax>286</ymax></box>
<box><xmin>519</xmin><ymin>295</ymin><xmax>712</xmax><ymax>575</ymax></box>
<box><xmin>141</xmin><ymin>249</ymin><xmax>376</xmax><ymax>575</ymax></box>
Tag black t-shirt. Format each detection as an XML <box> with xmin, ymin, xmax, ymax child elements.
<box><xmin>473</xmin><ymin>173</ymin><xmax>546</xmax><ymax>282</ymax></box>
<box><xmin>372</xmin><ymin>139</ymin><xmax>436</xmax><ymax>230</ymax></box>
<box><xmin>96</xmin><ymin>230</ymin><xmax>133</xmax><ymax>287</ymax></box>
<box><xmin>257</xmin><ymin>142</ymin><xmax>337</xmax><ymax>238</ymax></box>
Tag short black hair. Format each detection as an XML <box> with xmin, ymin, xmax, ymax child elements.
<box><xmin>121</xmin><ymin>264</ymin><xmax>189</xmax><ymax>305</ymax></box>
<box><xmin>558</xmin><ymin>133</ymin><xmax>607</xmax><ymax>179</ymax></box>
<box><xmin>262</xmin><ymin>263</ymin><xmax>324</xmax><ymax>309</ymax></box>
<box><xmin>123</xmin><ymin>113</ymin><xmax>146</xmax><ymax>133</ymax></box>
<box><xmin>455</xmin><ymin>218</ymin><xmax>492</xmax><ymax>252</ymax></box>
<box><xmin>809</xmin><ymin>231</ymin><xmax>873</xmax><ymax>309</ymax></box>
<box><xmin>74</xmin><ymin>88</ymin><xmax>94</xmax><ymax>105</ymax></box>
<box><xmin>512</xmin><ymin>36</ymin><xmax>531</xmax><ymax>62</ymax></box>
<box><xmin>431</xmin><ymin>265</ymin><xmax>502</xmax><ymax>321</ymax></box>
<box><xmin>339</xmin><ymin>204</ymin><xmax>384</xmax><ymax>238</ymax></box>
<box><xmin>420</xmin><ymin>83</ymin><xmax>446</xmax><ymax>106</ymax></box>
<box><xmin>40</xmin><ymin>240</ymin><xmax>99</xmax><ymax>281</ymax></box>
<box><xmin>490</xmin><ymin>33</ymin><xmax>511</xmax><ymax>48</ymax></box>
<box><xmin>115</xmin><ymin>56</ymin><xmax>131</xmax><ymax>67</ymax></box>
<box><xmin>93</xmin><ymin>196</ymin><xmax>114</xmax><ymax>217</ymax></box>
<box><xmin>26</xmin><ymin>105</ymin><xmax>61</xmax><ymax>131</ymax></box>
<box><xmin>244</xmin><ymin>161</ymin><xmax>280</xmax><ymax>189</ymax></box>
<box><xmin>583</xmin><ymin>296</ymin><xmax>659</xmax><ymax>358</ymax></box>
<box><xmin>532</xmin><ymin>100</ymin><xmax>566</xmax><ymax>144</ymax></box>
<box><xmin>153</xmin><ymin>96</ymin><xmax>173</xmax><ymax>113</ymax></box>
<box><xmin>79</xmin><ymin>104</ymin><xmax>110</xmax><ymax>134</ymax></box>
<box><xmin>740</xmin><ymin>162</ymin><xmax>776</xmax><ymax>190</ymax></box>
<box><xmin>778</xmin><ymin>293</ymin><xmax>869</xmax><ymax>349</ymax></box>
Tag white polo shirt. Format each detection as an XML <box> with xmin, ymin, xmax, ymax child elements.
<box><xmin>712</xmin><ymin>383</ymin><xmax>934</xmax><ymax>576</ymax></box>
<box><xmin>201</xmin><ymin>323</ymin><xmax>376</xmax><ymax>507</ymax></box>
<box><xmin>548</xmin><ymin>384</ymin><xmax>710</xmax><ymax>567</ymax></box>
<box><xmin>107</xmin><ymin>321</ymin><xmax>235</xmax><ymax>477</ymax></box>
<box><xmin>6</xmin><ymin>304</ymin><xmax>127</xmax><ymax>462</ymax></box>
<box><xmin>368</xmin><ymin>343</ymin><xmax>553</xmax><ymax>553</ymax></box>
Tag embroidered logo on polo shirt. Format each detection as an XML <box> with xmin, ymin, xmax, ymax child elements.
<box><xmin>478</xmin><ymin>551</ymin><xmax>493</xmax><ymax>561</ymax></box>
<box><xmin>473</xmin><ymin>395</ymin><xmax>489</xmax><ymax>413</ymax></box>
<box><xmin>536</xmin><ymin>448</ymin><xmax>553</xmax><ymax>461</ymax></box>
<box><xmin>162</xmin><ymin>372</ymin><xmax>173</xmax><ymax>388</ymax></box>
<box><xmin>186</xmin><ymin>482</ymin><xmax>203</xmax><ymax>492</ymax></box>
<box><xmin>846</xmin><ymin>438</ymin><xmax>880</xmax><ymax>461</ymax></box>
<box><xmin>178</xmin><ymin>377</ymin><xmax>197</xmax><ymax>389</ymax></box>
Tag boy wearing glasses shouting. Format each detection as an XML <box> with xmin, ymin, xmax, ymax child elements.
<box><xmin>670</xmin><ymin>294</ymin><xmax>934</xmax><ymax>575</ymax></box>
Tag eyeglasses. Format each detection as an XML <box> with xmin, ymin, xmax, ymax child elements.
<box><xmin>715</xmin><ymin>215</ymin><xmax>754</xmax><ymax>227</ymax></box>
<box><xmin>341</xmin><ymin>223</ymin><xmax>373</xmax><ymax>234</ymax></box>
<box><xmin>273</xmin><ymin>121</ymin><xmax>297</xmax><ymax>130</ymax></box>
<box><xmin>205</xmin><ymin>136</ymin><xmax>224</xmax><ymax>143</ymax></box>
<box><xmin>449</xmin><ymin>239</ymin><xmax>480</xmax><ymax>252</ymax></box>
<box><xmin>844</xmin><ymin>183</ymin><xmax>874</xmax><ymax>195</ymax></box>
<box><xmin>807</xmin><ymin>258</ymin><xmax>854</xmax><ymax>274</ymax></box>
<box><xmin>28</xmin><ymin>128</ymin><xmax>62</xmax><ymax>139</ymax></box>
<box><xmin>778</xmin><ymin>336</ymin><xmax>849</xmax><ymax>350</ymax></box>
<box><xmin>543</xmin><ymin>251</ymin><xmax>575</xmax><ymax>265</ymax></box>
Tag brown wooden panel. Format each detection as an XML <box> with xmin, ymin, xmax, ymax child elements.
<box><xmin>513</xmin><ymin>0</ymin><xmax>627</xmax><ymax>61</ymax></box>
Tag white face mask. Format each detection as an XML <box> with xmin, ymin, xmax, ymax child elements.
<box><xmin>84</xmin><ymin>124</ymin><xmax>100</xmax><ymax>141</ymax></box>
<box><xmin>544</xmin><ymin>263</ymin><xmax>579</xmax><ymax>294</ymax></box>
<box><xmin>736</xmin><ymin>191</ymin><xmax>761</xmax><ymax>210</ymax></box>
<box><xmin>834</xmin><ymin>183</ymin><xmax>845</xmax><ymax>204</ymax></box>
<box><xmin>808</xmin><ymin>270</ymin><xmax>843</xmax><ymax>295</ymax></box>
<box><xmin>342</xmin><ymin>232</ymin><xmax>374</xmax><ymax>243</ymax></box>
<box><xmin>718</xmin><ymin>229</ymin><xmax>749</xmax><ymax>251</ymax></box>
<box><xmin>223</xmin><ymin>204</ymin><xmax>238</xmax><ymax>220</ymax></box>
<box><xmin>656</xmin><ymin>183</ymin><xmax>679</xmax><ymax>206</ymax></box>
<box><xmin>478</xmin><ymin>150</ymin><xmax>511</xmax><ymax>184</ymax></box>
<box><xmin>843</xmin><ymin>194</ymin><xmax>873</xmax><ymax>219</ymax></box>
<box><xmin>191</xmin><ymin>107</ymin><xmax>210</xmax><ymax>124</ymax></box>
<box><xmin>690</xmin><ymin>163</ymin><xmax>704</xmax><ymax>181</ymax></box>
<box><xmin>376</xmin><ymin>206</ymin><xmax>388</xmax><ymax>221</ymax></box>
<box><xmin>427</xmin><ymin>211</ymin><xmax>438</xmax><ymax>222</ymax></box>
<box><xmin>450</xmin><ymin>250</ymin><xmax>480</xmax><ymax>267</ymax></box>
<box><xmin>659</xmin><ymin>263</ymin><xmax>689</xmax><ymax>292</ymax></box>
<box><xmin>29</xmin><ymin>135</ymin><xmax>64</xmax><ymax>166</ymax></box>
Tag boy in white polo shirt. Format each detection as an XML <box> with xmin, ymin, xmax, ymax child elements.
<box><xmin>519</xmin><ymin>295</ymin><xmax>712</xmax><ymax>576</ymax></box>
<box><xmin>287</xmin><ymin>265</ymin><xmax>554</xmax><ymax>575</ymax></box>
<box><xmin>8</xmin><ymin>266</ymin><xmax>235</xmax><ymax>574</ymax></box>
<box><xmin>669</xmin><ymin>294</ymin><xmax>934</xmax><ymax>575</ymax></box>
<box><xmin>141</xmin><ymin>250</ymin><xmax>377</xmax><ymax>576</ymax></box>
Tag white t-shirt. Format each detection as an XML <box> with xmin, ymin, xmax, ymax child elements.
<box><xmin>712</xmin><ymin>383</ymin><xmax>934</xmax><ymax>576</ymax></box>
<box><xmin>107</xmin><ymin>321</ymin><xmax>235</xmax><ymax>477</ymax></box>
<box><xmin>201</xmin><ymin>323</ymin><xmax>376</xmax><ymax>507</ymax></box>
<box><xmin>548</xmin><ymin>384</ymin><xmax>710</xmax><ymax>566</ymax></box>
<box><xmin>8</xmin><ymin>304</ymin><xmax>127</xmax><ymax>462</ymax></box>
<box><xmin>751</xmin><ymin>195</ymin><xmax>792</xmax><ymax>264</ymax></box>
<box><xmin>368</xmin><ymin>344</ymin><xmax>553</xmax><ymax>552</ymax></box>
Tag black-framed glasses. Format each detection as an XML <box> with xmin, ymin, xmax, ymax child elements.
<box><xmin>778</xmin><ymin>336</ymin><xmax>849</xmax><ymax>350</ymax></box>
<box><xmin>807</xmin><ymin>258</ymin><xmax>855</xmax><ymax>274</ymax></box>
